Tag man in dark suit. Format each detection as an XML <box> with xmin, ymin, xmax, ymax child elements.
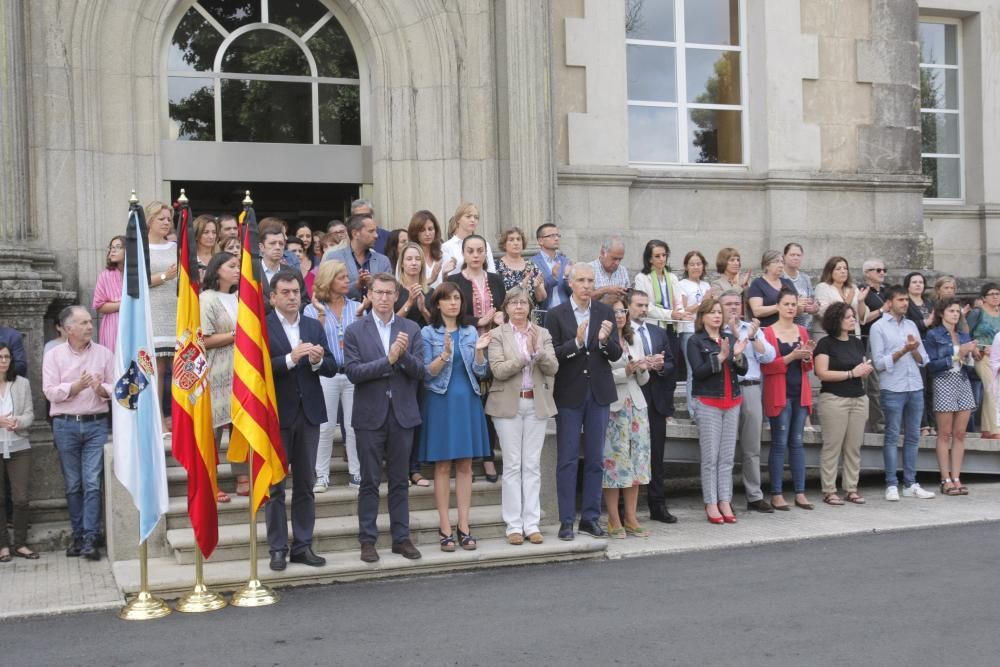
<box><xmin>546</xmin><ymin>263</ymin><xmax>622</xmax><ymax>540</ymax></box>
<box><xmin>265</xmin><ymin>270</ymin><xmax>338</xmax><ymax>571</ymax></box>
<box><xmin>628</xmin><ymin>289</ymin><xmax>678</xmax><ymax>523</ymax></box>
<box><xmin>342</xmin><ymin>273</ymin><xmax>425</xmax><ymax>563</ymax></box>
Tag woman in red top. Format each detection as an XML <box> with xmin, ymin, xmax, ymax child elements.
<box><xmin>762</xmin><ymin>288</ymin><xmax>815</xmax><ymax>510</ymax></box>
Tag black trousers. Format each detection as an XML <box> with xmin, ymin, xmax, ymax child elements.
<box><xmin>265</xmin><ymin>411</ymin><xmax>319</xmax><ymax>556</ymax></box>
<box><xmin>356</xmin><ymin>409</ymin><xmax>413</xmax><ymax>545</ymax></box>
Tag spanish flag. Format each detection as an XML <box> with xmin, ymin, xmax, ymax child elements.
<box><xmin>170</xmin><ymin>196</ymin><xmax>218</xmax><ymax>558</ymax></box>
<box><xmin>228</xmin><ymin>201</ymin><xmax>287</xmax><ymax>514</ymax></box>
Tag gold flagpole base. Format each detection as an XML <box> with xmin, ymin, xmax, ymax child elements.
<box><xmin>230</xmin><ymin>578</ymin><xmax>279</xmax><ymax>607</ymax></box>
<box><xmin>119</xmin><ymin>591</ymin><xmax>172</xmax><ymax>621</ymax></box>
<box><xmin>175</xmin><ymin>583</ymin><xmax>227</xmax><ymax>613</ymax></box>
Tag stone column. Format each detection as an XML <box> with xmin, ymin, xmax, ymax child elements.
<box><xmin>0</xmin><ymin>0</ymin><xmax>31</xmax><ymax>242</ymax></box>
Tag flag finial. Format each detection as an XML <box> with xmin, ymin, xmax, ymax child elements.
<box><xmin>129</xmin><ymin>189</ymin><xmax>139</xmax><ymax>205</ymax></box>
<box><xmin>178</xmin><ymin>188</ymin><xmax>189</xmax><ymax>205</ymax></box>
<box><xmin>243</xmin><ymin>190</ymin><xmax>253</xmax><ymax>206</ymax></box>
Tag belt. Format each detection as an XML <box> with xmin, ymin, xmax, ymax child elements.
<box><xmin>739</xmin><ymin>380</ymin><xmax>761</xmax><ymax>387</ymax></box>
<box><xmin>519</xmin><ymin>390</ymin><xmax>534</xmax><ymax>399</ymax></box>
<box><xmin>54</xmin><ymin>413</ymin><xmax>107</xmax><ymax>422</ymax></box>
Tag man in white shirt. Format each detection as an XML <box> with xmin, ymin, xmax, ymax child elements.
<box><xmin>589</xmin><ymin>238</ymin><xmax>630</xmax><ymax>305</ymax></box>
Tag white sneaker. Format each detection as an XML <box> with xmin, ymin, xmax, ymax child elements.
<box><xmin>313</xmin><ymin>480</ymin><xmax>328</xmax><ymax>493</ymax></box>
<box><xmin>902</xmin><ymin>483</ymin><xmax>935</xmax><ymax>499</ymax></box>
<box><xmin>885</xmin><ymin>486</ymin><xmax>900</xmax><ymax>501</ymax></box>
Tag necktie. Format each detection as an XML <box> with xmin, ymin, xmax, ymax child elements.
<box><xmin>639</xmin><ymin>325</ymin><xmax>651</xmax><ymax>356</ymax></box>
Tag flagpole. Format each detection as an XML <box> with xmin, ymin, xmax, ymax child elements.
<box><xmin>231</xmin><ymin>190</ymin><xmax>279</xmax><ymax>608</ymax></box>
<box><xmin>175</xmin><ymin>549</ymin><xmax>227</xmax><ymax>612</ymax></box>
<box><xmin>120</xmin><ymin>541</ymin><xmax>172</xmax><ymax>620</ymax></box>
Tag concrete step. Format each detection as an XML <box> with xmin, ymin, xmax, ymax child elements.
<box><xmin>28</xmin><ymin>497</ymin><xmax>70</xmax><ymax>525</ymax></box>
<box><xmin>165</xmin><ymin>478</ymin><xmax>502</xmax><ymax>529</ymax></box>
<box><xmin>163</xmin><ymin>432</ymin><xmax>347</xmax><ymax>468</ymax></box>
<box><xmin>25</xmin><ymin>519</ymin><xmax>74</xmax><ymax>551</ymax></box>
<box><xmin>166</xmin><ymin>501</ymin><xmax>512</xmax><ymax>565</ymax></box>
<box><xmin>113</xmin><ymin>529</ymin><xmax>608</xmax><ymax>597</ymax></box>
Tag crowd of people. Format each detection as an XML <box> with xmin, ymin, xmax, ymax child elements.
<box><xmin>4</xmin><ymin>199</ymin><xmax>1000</xmax><ymax>565</ymax></box>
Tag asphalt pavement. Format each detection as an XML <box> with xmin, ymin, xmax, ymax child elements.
<box><xmin>4</xmin><ymin>522</ymin><xmax>1000</xmax><ymax>666</ymax></box>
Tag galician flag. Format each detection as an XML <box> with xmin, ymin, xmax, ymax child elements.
<box><xmin>112</xmin><ymin>201</ymin><xmax>169</xmax><ymax>544</ymax></box>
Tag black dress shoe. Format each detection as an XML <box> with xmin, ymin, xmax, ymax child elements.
<box><xmin>747</xmin><ymin>499</ymin><xmax>775</xmax><ymax>514</ymax></box>
<box><xmin>66</xmin><ymin>536</ymin><xmax>83</xmax><ymax>558</ymax></box>
<box><xmin>649</xmin><ymin>507</ymin><xmax>678</xmax><ymax>524</ymax></box>
<box><xmin>557</xmin><ymin>521</ymin><xmax>575</xmax><ymax>541</ymax></box>
<box><xmin>290</xmin><ymin>547</ymin><xmax>326</xmax><ymax>567</ymax></box>
<box><xmin>578</xmin><ymin>519</ymin><xmax>607</xmax><ymax>538</ymax></box>
<box><xmin>81</xmin><ymin>536</ymin><xmax>100</xmax><ymax>561</ymax></box>
<box><xmin>360</xmin><ymin>542</ymin><xmax>379</xmax><ymax>563</ymax></box>
<box><xmin>269</xmin><ymin>551</ymin><xmax>287</xmax><ymax>571</ymax></box>
<box><xmin>391</xmin><ymin>539</ymin><xmax>422</xmax><ymax>560</ymax></box>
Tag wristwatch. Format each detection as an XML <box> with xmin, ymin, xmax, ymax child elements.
<box><xmin>160</xmin><ymin>273</ymin><xmax>167</xmax><ymax>282</ymax></box>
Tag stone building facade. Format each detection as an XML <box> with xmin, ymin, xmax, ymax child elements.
<box><xmin>1</xmin><ymin>0</ymin><xmax>999</xmax><ymax>513</ymax></box>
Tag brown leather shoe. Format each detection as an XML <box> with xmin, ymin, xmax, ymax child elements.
<box><xmin>527</xmin><ymin>532</ymin><xmax>544</xmax><ymax>544</ymax></box>
<box><xmin>507</xmin><ymin>533</ymin><xmax>524</xmax><ymax>545</ymax></box>
<box><xmin>360</xmin><ymin>542</ymin><xmax>379</xmax><ymax>563</ymax></box>
<box><xmin>391</xmin><ymin>539</ymin><xmax>422</xmax><ymax>560</ymax></box>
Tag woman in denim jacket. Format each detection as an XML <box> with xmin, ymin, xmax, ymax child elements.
<box><xmin>419</xmin><ymin>282</ymin><xmax>492</xmax><ymax>551</ymax></box>
<box><xmin>925</xmin><ymin>298</ymin><xmax>980</xmax><ymax>495</ymax></box>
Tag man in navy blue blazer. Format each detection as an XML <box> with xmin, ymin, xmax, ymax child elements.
<box><xmin>265</xmin><ymin>271</ymin><xmax>338</xmax><ymax>571</ymax></box>
<box><xmin>546</xmin><ymin>263</ymin><xmax>622</xmax><ymax>540</ymax></box>
<box><xmin>343</xmin><ymin>273</ymin><xmax>425</xmax><ymax>563</ymax></box>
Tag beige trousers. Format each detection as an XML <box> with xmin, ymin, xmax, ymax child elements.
<box><xmin>817</xmin><ymin>393</ymin><xmax>868</xmax><ymax>493</ymax></box>
<box><xmin>975</xmin><ymin>356</ymin><xmax>997</xmax><ymax>435</ymax></box>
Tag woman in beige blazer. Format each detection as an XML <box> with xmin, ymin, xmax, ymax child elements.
<box><xmin>485</xmin><ymin>287</ymin><xmax>558</xmax><ymax>545</ymax></box>
<box><xmin>0</xmin><ymin>344</ymin><xmax>36</xmax><ymax>560</ymax></box>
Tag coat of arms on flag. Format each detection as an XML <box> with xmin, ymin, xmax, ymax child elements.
<box><xmin>114</xmin><ymin>349</ymin><xmax>155</xmax><ymax>410</ymax></box>
<box><xmin>172</xmin><ymin>329</ymin><xmax>208</xmax><ymax>398</ymax></box>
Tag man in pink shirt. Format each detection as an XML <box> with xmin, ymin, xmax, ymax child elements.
<box><xmin>42</xmin><ymin>306</ymin><xmax>115</xmax><ymax>561</ymax></box>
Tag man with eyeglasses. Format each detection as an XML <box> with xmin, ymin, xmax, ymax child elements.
<box><xmin>342</xmin><ymin>273</ymin><xmax>425</xmax><ymax>563</ymax></box>
<box><xmin>532</xmin><ymin>223</ymin><xmax>572</xmax><ymax>324</ymax></box>
<box><xmin>861</xmin><ymin>258</ymin><xmax>890</xmax><ymax>432</ymax></box>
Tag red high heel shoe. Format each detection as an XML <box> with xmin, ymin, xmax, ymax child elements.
<box><xmin>705</xmin><ymin>506</ymin><xmax>725</xmax><ymax>525</ymax></box>
<box><xmin>722</xmin><ymin>513</ymin><xmax>737</xmax><ymax>524</ymax></box>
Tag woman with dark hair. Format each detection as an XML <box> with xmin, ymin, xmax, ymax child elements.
<box><xmin>0</xmin><ymin>342</ymin><xmax>37</xmax><ymax>561</ymax></box>
<box><xmin>678</xmin><ymin>250</ymin><xmax>711</xmax><ymax>419</ymax></box>
<box><xmin>603</xmin><ymin>295</ymin><xmax>651</xmax><ymax>538</ymax></box>
<box><xmin>407</xmin><ymin>210</ymin><xmax>446</xmax><ymax>287</ymax></box>
<box><xmin>687</xmin><ymin>297</ymin><xmax>748</xmax><ymax>524</ymax></box>
<box><xmin>814</xmin><ymin>256</ymin><xmax>868</xmax><ymax>339</ymax></box>
<box><xmin>419</xmin><ymin>282</ymin><xmax>492</xmax><ymax>551</ymax></box>
<box><xmin>200</xmin><ymin>251</ymin><xmax>244</xmax><ymax>501</ymax></box>
<box><xmin>496</xmin><ymin>227</ymin><xmax>546</xmax><ymax>308</ymax></box>
<box><xmin>747</xmin><ymin>250</ymin><xmax>797</xmax><ymax>328</ymax></box>
<box><xmin>902</xmin><ymin>271</ymin><xmax>936</xmax><ymax>435</ymax></box>
<box><xmin>294</xmin><ymin>221</ymin><xmax>316</xmax><ymax>259</ymax></box>
<box><xmin>193</xmin><ymin>214</ymin><xmax>219</xmax><ymax>279</ymax></box>
<box><xmin>385</xmin><ymin>228</ymin><xmax>409</xmax><ymax>275</ymax></box>
<box><xmin>92</xmin><ymin>235</ymin><xmax>125</xmax><ymax>352</ymax></box>
<box><xmin>710</xmin><ymin>247</ymin><xmax>751</xmax><ymax>299</ymax></box>
<box><xmin>968</xmin><ymin>282</ymin><xmax>1000</xmax><ymax>438</ymax></box>
<box><xmin>813</xmin><ymin>302</ymin><xmax>874</xmax><ymax>505</ymax></box>
<box><xmin>762</xmin><ymin>287</ymin><xmax>815</xmax><ymax>510</ymax></box>
<box><xmin>925</xmin><ymin>298</ymin><xmax>979</xmax><ymax>495</ymax></box>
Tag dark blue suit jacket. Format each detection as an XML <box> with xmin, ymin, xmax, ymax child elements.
<box><xmin>637</xmin><ymin>322</ymin><xmax>676</xmax><ymax>416</ymax></box>
<box><xmin>546</xmin><ymin>299</ymin><xmax>623</xmax><ymax>408</ymax></box>
<box><xmin>342</xmin><ymin>314</ymin><xmax>425</xmax><ymax>429</ymax></box>
<box><xmin>266</xmin><ymin>312</ymin><xmax>338</xmax><ymax>427</ymax></box>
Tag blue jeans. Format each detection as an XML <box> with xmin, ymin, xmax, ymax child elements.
<box><xmin>52</xmin><ymin>417</ymin><xmax>108</xmax><ymax>539</ymax></box>
<box><xmin>880</xmin><ymin>389</ymin><xmax>923</xmax><ymax>488</ymax></box>
<box><xmin>768</xmin><ymin>401</ymin><xmax>808</xmax><ymax>494</ymax></box>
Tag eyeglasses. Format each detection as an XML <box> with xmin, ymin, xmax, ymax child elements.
<box><xmin>867</xmin><ymin>268</ymin><xmax>886</xmax><ymax>273</ymax></box>
<box><xmin>371</xmin><ymin>289</ymin><xmax>396</xmax><ymax>298</ymax></box>
<box><xmin>0</xmin><ymin>355</ymin><xmax>10</xmax><ymax>361</ymax></box>
<box><xmin>612</xmin><ymin>309</ymin><xmax>627</xmax><ymax>315</ymax></box>
<box><xmin>540</xmin><ymin>233</ymin><xmax>561</xmax><ymax>239</ymax></box>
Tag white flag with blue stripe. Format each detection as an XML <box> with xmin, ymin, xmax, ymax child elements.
<box><xmin>112</xmin><ymin>206</ymin><xmax>169</xmax><ymax>544</ymax></box>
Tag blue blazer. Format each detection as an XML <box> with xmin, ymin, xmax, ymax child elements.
<box><xmin>545</xmin><ymin>299</ymin><xmax>623</xmax><ymax>408</ymax></box>
<box><xmin>266</xmin><ymin>312</ymin><xmax>338</xmax><ymax>427</ymax></box>
<box><xmin>924</xmin><ymin>325</ymin><xmax>976</xmax><ymax>379</ymax></box>
<box><xmin>421</xmin><ymin>325</ymin><xmax>489</xmax><ymax>395</ymax></box>
<box><xmin>637</xmin><ymin>323</ymin><xmax>677</xmax><ymax>416</ymax></box>
<box><xmin>342</xmin><ymin>314</ymin><xmax>425</xmax><ymax>429</ymax></box>
<box><xmin>532</xmin><ymin>253</ymin><xmax>572</xmax><ymax>311</ymax></box>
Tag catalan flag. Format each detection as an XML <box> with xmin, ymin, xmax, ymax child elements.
<box><xmin>111</xmin><ymin>201</ymin><xmax>169</xmax><ymax>544</ymax></box>
<box><xmin>228</xmin><ymin>202</ymin><xmax>286</xmax><ymax>514</ymax></box>
<box><xmin>170</xmin><ymin>196</ymin><xmax>218</xmax><ymax>558</ymax></box>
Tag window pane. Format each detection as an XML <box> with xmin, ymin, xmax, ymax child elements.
<box><xmin>629</xmin><ymin>106</ymin><xmax>678</xmax><ymax>162</ymax></box>
<box><xmin>221</xmin><ymin>79</ymin><xmax>312</xmax><ymax>143</ymax></box>
<box><xmin>168</xmin><ymin>77</ymin><xmax>215</xmax><ymax>141</ymax></box>
<box><xmin>919</xmin><ymin>23</ymin><xmax>957</xmax><ymax>66</ymax></box>
<box><xmin>688</xmin><ymin>109</ymin><xmax>741</xmax><ymax>163</ymax></box>
<box><xmin>922</xmin><ymin>156</ymin><xmax>961</xmax><ymax>198</ymax></box>
<box><xmin>319</xmin><ymin>84</ymin><xmax>361</xmax><ymax>145</ymax></box>
<box><xmin>308</xmin><ymin>16</ymin><xmax>360</xmax><ymax>79</ymax></box>
<box><xmin>627</xmin><ymin>45</ymin><xmax>676</xmax><ymax>102</ymax></box>
<box><xmin>684</xmin><ymin>0</ymin><xmax>740</xmax><ymax>46</ymax></box>
<box><xmin>199</xmin><ymin>0</ymin><xmax>261</xmax><ymax>33</ymax></box>
<box><xmin>221</xmin><ymin>28</ymin><xmax>310</xmax><ymax>75</ymax></box>
<box><xmin>626</xmin><ymin>0</ymin><xmax>674</xmax><ymax>41</ymax></box>
<box><xmin>920</xmin><ymin>67</ymin><xmax>959</xmax><ymax>110</ymax></box>
<box><xmin>268</xmin><ymin>0</ymin><xmax>329</xmax><ymax>36</ymax></box>
<box><xmin>169</xmin><ymin>7</ymin><xmax>224</xmax><ymax>72</ymax></box>
<box><xmin>686</xmin><ymin>49</ymin><xmax>740</xmax><ymax>104</ymax></box>
<box><xmin>921</xmin><ymin>112</ymin><xmax>960</xmax><ymax>154</ymax></box>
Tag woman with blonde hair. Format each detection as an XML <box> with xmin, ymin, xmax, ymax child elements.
<box><xmin>395</xmin><ymin>242</ymin><xmax>432</xmax><ymax>327</ymax></box>
<box><xmin>439</xmin><ymin>202</ymin><xmax>497</xmax><ymax>277</ymax></box>
<box><xmin>193</xmin><ymin>214</ymin><xmax>219</xmax><ymax>279</ymax></box>
<box><xmin>145</xmin><ymin>200</ymin><xmax>178</xmax><ymax>430</ymax></box>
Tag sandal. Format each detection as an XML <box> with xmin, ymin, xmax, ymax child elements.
<box><xmin>409</xmin><ymin>473</ymin><xmax>431</xmax><ymax>488</ymax></box>
<box><xmin>608</xmin><ymin>525</ymin><xmax>626</xmax><ymax>539</ymax></box>
<box><xmin>217</xmin><ymin>490</ymin><xmax>231</xmax><ymax>503</ymax></box>
<box><xmin>845</xmin><ymin>492</ymin><xmax>866</xmax><ymax>504</ymax></box>
<box><xmin>0</xmin><ymin>548</ymin><xmax>10</xmax><ymax>563</ymax></box>
<box><xmin>456</xmin><ymin>528</ymin><xmax>477</xmax><ymax>551</ymax></box>
<box><xmin>13</xmin><ymin>545</ymin><xmax>39</xmax><ymax>560</ymax></box>
<box><xmin>940</xmin><ymin>479</ymin><xmax>962</xmax><ymax>496</ymax></box>
<box><xmin>921</xmin><ymin>426</ymin><xmax>932</xmax><ymax>437</ymax></box>
<box><xmin>822</xmin><ymin>494</ymin><xmax>845</xmax><ymax>506</ymax></box>
<box><xmin>624</xmin><ymin>523</ymin><xmax>650</xmax><ymax>537</ymax></box>
<box><xmin>953</xmin><ymin>478</ymin><xmax>969</xmax><ymax>495</ymax></box>
<box><xmin>235</xmin><ymin>477</ymin><xmax>250</xmax><ymax>497</ymax></box>
<box><xmin>438</xmin><ymin>530</ymin><xmax>456</xmax><ymax>553</ymax></box>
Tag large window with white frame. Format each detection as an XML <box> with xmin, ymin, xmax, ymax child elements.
<box><xmin>167</xmin><ymin>0</ymin><xmax>360</xmax><ymax>145</ymax></box>
<box><xmin>625</xmin><ymin>0</ymin><xmax>746</xmax><ymax>165</ymax></box>
<box><xmin>919</xmin><ymin>18</ymin><xmax>963</xmax><ymax>201</ymax></box>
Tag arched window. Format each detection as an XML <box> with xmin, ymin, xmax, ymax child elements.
<box><xmin>167</xmin><ymin>0</ymin><xmax>360</xmax><ymax>145</ymax></box>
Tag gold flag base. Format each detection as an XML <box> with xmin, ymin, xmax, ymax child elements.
<box><xmin>175</xmin><ymin>584</ymin><xmax>227</xmax><ymax>613</ymax></box>
<box><xmin>230</xmin><ymin>578</ymin><xmax>279</xmax><ymax>607</ymax></box>
<box><xmin>120</xmin><ymin>590</ymin><xmax>172</xmax><ymax>620</ymax></box>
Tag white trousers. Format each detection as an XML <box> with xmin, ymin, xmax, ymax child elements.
<box><xmin>493</xmin><ymin>398</ymin><xmax>547</xmax><ymax>535</ymax></box>
<box><xmin>315</xmin><ymin>374</ymin><xmax>358</xmax><ymax>481</ymax></box>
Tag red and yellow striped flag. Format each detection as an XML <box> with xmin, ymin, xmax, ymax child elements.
<box><xmin>228</xmin><ymin>203</ymin><xmax>286</xmax><ymax>514</ymax></box>
<box><xmin>170</xmin><ymin>198</ymin><xmax>218</xmax><ymax>558</ymax></box>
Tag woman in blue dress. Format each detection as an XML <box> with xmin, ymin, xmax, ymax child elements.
<box><xmin>420</xmin><ymin>281</ymin><xmax>492</xmax><ymax>551</ymax></box>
